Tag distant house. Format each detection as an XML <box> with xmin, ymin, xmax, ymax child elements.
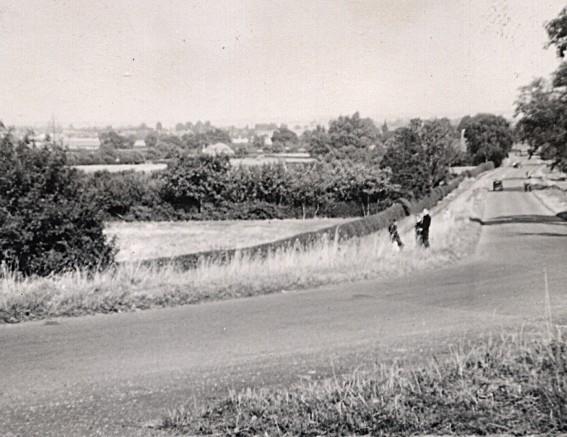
<box><xmin>65</xmin><ymin>137</ymin><xmax>100</xmax><ymax>150</ymax></box>
<box><xmin>231</xmin><ymin>152</ymin><xmax>315</xmax><ymax>168</ymax></box>
<box><xmin>134</xmin><ymin>139</ymin><xmax>146</xmax><ymax>148</ymax></box>
<box><xmin>254</xmin><ymin>123</ymin><xmax>276</xmax><ymax>146</ymax></box>
<box><xmin>202</xmin><ymin>142</ymin><xmax>235</xmax><ymax>157</ymax></box>
<box><xmin>232</xmin><ymin>136</ymin><xmax>249</xmax><ymax>144</ymax></box>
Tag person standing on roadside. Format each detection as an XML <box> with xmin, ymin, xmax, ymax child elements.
<box><xmin>420</xmin><ymin>209</ymin><xmax>431</xmax><ymax>248</ymax></box>
<box><xmin>415</xmin><ymin>212</ymin><xmax>423</xmax><ymax>246</ymax></box>
<box><xmin>388</xmin><ymin>220</ymin><xmax>404</xmax><ymax>249</ymax></box>
<box><xmin>415</xmin><ymin>209</ymin><xmax>431</xmax><ymax>248</ymax></box>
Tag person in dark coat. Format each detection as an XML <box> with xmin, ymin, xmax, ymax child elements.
<box><xmin>420</xmin><ymin>209</ymin><xmax>431</xmax><ymax>248</ymax></box>
<box><xmin>415</xmin><ymin>209</ymin><xmax>431</xmax><ymax>248</ymax></box>
<box><xmin>388</xmin><ymin>220</ymin><xmax>404</xmax><ymax>249</ymax></box>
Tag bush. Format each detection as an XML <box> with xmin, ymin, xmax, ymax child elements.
<box><xmin>0</xmin><ymin>134</ymin><xmax>115</xmax><ymax>276</ymax></box>
<box><xmin>82</xmin><ymin>170</ymin><xmax>172</xmax><ymax>220</ymax></box>
<box><xmin>465</xmin><ymin>161</ymin><xmax>495</xmax><ymax>178</ymax></box>
<box><xmin>161</xmin><ymin>154</ymin><xmax>231</xmax><ymax>213</ymax></box>
<box><xmin>67</xmin><ymin>148</ymin><xmax>146</xmax><ymax>165</ymax></box>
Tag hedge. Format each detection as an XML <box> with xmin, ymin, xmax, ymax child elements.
<box><xmin>464</xmin><ymin>161</ymin><xmax>495</xmax><ymax>178</ymax></box>
<box><xmin>132</xmin><ymin>162</ymin><xmax>493</xmax><ymax>271</ymax></box>
<box><xmin>408</xmin><ymin>175</ymin><xmax>464</xmax><ymax>215</ymax></box>
<box><xmin>138</xmin><ymin>203</ymin><xmax>407</xmax><ymax>271</ymax></box>
<box><xmin>134</xmin><ymin>163</ymin><xmax>485</xmax><ymax>270</ymax></box>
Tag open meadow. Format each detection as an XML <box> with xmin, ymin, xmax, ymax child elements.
<box><xmin>106</xmin><ymin>218</ymin><xmax>351</xmax><ymax>262</ymax></box>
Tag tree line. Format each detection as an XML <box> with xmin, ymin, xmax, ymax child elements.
<box><xmin>515</xmin><ymin>6</ymin><xmax>567</xmax><ymax>171</ymax></box>
<box><xmin>85</xmin><ymin>156</ymin><xmax>399</xmax><ymax>221</ymax></box>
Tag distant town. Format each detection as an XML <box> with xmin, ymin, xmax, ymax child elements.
<box><xmin>4</xmin><ymin>114</ymin><xmax>473</xmax><ymax>171</ymax></box>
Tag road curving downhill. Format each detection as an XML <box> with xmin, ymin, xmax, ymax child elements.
<box><xmin>1</xmin><ymin>160</ymin><xmax>566</xmax><ymax>436</ymax></box>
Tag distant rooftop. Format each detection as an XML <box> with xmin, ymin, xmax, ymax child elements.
<box><xmin>65</xmin><ymin>137</ymin><xmax>100</xmax><ymax>150</ymax></box>
<box><xmin>202</xmin><ymin>142</ymin><xmax>235</xmax><ymax>157</ymax></box>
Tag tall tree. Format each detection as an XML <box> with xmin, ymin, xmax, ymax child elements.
<box><xmin>99</xmin><ymin>129</ymin><xmax>132</xmax><ymax>149</ymax></box>
<box><xmin>421</xmin><ymin>118</ymin><xmax>460</xmax><ymax>186</ymax></box>
<box><xmin>458</xmin><ymin>114</ymin><xmax>513</xmax><ymax>167</ymax></box>
<box><xmin>328</xmin><ymin>112</ymin><xmax>379</xmax><ymax>153</ymax></box>
<box><xmin>380</xmin><ymin>126</ymin><xmax>430</xmax><ymax>198</ymax></box>
<box><xmin>546</xmin><ymin>7</ymin><xmax>567</xmax><ymax>58</ymax></box>
<box><xmin>515</xmin><ymin>79</ymin><xmax>567</xmax><ymax>166</ymax></box>
<box><xmin>305</xmin><ymin>113</ymin><xmax>379</xmax><ymax>161</ymax></box>
<box><xmin>305</xmin><ymin>125</ymin><xmax>332</xmax><ymax>157</ymax></box>
<box><xmin>514</xmin><ymin>7</ymin><xmax>567</xmax><ymax>170</ymax></box>
<box><xmin>271</xmin><ymin>126</ymin><xmax>299</xmax><ymax>150</ymax></box>
<box><xmin>380</xmin><ymin>118</ymin><xmax>459</xmax><ymax>198</ymax></box>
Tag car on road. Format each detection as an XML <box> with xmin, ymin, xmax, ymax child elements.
<box><xmin>493</xmin><ymin>179</ymin><xmax>503</xmax><ymax>191</ymax></box>
<box><xmin>512</xmin><ymin>161</ymin><xmax>521</xmax><ymax>168</ymax></box>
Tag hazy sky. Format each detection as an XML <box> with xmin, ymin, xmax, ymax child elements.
<box><xmin>0</xmin><ymin>0</ymin><xmax>565</xmax><ymax>127</ymax></box>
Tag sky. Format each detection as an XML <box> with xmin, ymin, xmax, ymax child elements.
<box><xmin>0</xmin><ymin>0</ymin><xmax>566</xmax><ymax>127</ymax></box>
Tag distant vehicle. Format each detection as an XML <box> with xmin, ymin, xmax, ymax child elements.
<box><xmin>512</xmin><ymin>161</ymin><xmax>521</xmax><ymax>168</ymax></box>
<box><xmin>493</xmin><ymin>179</ymin><xmax>503</xmax><ymax>191</ymax></box>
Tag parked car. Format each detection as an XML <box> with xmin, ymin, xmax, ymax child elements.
<box><xmin>512</xmin><ymin>161</ymin><xmax>521</xmax><ymax>168</ymax></box>
<box><xmin>493</xmin><ymin>179</ymin><xmax>503</xmax><ymax>191</ymax></box>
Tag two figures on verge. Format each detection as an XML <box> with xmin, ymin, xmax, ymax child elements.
<box><xmin>388</xmin><ymin>209</ymin><xmax>431</xmax><ymax>250</ymax></box>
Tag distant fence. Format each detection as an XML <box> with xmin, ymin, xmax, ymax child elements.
<box><xmin>132</xmin><ymin>162</ymin><xmax>494</xmax><ymax>271</ymax></box>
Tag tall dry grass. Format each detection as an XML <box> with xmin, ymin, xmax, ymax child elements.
<box><xmin>0</xmin><ymin>180</ymin><xmax>487</xmax><ymax>323</ymax></box>
<box><xmin>160</xmin><ymin>327</ymin><xmax>567</xmax><ymax>436</ymax></box>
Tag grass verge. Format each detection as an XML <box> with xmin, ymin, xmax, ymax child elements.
<box><xmin>0</xmin><ymin>180</ymin><xmax>486</xmax><ymax>323</ymax></box>
<box><xmin>159</xmin><ymin>328</ymin><xmax>567</xmax><ymax>436</ymax></box>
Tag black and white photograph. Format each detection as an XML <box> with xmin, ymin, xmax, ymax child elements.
<box><xmin>1</xmin><ymin>0</ymin><xmax>567</xmax><ymax>435</ymax></box>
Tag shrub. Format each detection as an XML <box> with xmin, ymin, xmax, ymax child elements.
<box><xmin>161</xmin><ymin>154</ymin><xmax>231</xmax><ymax>213</ymax></box>
<box><xmin>0</xmin><ymin>133</ymin><xmax>115</xmax><ymax>276</ymax></box>
<box><xmin>67</xmin><ymin>148</ymin><xmax>146</xmax><ymax>165</ymax></box>
<box><xmin>83</xmin><ymin>170</ymin><xmax>171</xmax><ymax>220</ymax></box>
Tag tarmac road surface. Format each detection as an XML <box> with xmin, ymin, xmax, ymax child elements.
<box><xmin>1</xmin><ymin>162</ymin><xmax>567</xmax><ymax>436</ymax></box>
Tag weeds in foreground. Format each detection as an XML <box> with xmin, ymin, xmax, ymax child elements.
<box><xmin>160</xmin><ymin>329</ymin><xmax>567</xmax><ymax>436</ymax></box>
<box><xmin>0</xmin><ymin>183</ymin><xmax>485</xmax><ymax>323</ymax></box>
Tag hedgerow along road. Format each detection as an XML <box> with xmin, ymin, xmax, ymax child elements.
<box><xmin>2</xmin><ymin>159</ymin><xmax>567</xmax><ymax>436</ymax></box>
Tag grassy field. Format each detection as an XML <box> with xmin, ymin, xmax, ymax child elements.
<box><xmin>106</xmin><ymin>218</ymin><xmax>351</xmax><ymax>262</ymax></box>
<box><xmin>0</xmin><ymin>177</ymin><xmax>486</xmax><ymax>323</ymax></box>
<box><xmin>159</xmin><ymin>327</ymin><xmax>567</xmax><ymax>436</ymax></box>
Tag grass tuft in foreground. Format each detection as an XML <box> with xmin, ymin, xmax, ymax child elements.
<box><xmin>160</xmin><ymin>329</ymin><xmax>567</xmax><ymax>436</ymax></box>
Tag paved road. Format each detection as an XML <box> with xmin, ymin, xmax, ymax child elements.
<box><xmin>2</xmin><ymin>163</ymin><xmax>567</xmax><ymax>436</ymax></box>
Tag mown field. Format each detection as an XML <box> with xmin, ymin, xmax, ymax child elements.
<box><xmin>105</xmin><ymin>218</ymin><xmax>351</xmax><ymax>262</ymax></box>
